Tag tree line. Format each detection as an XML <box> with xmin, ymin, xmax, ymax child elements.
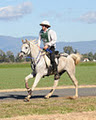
<box><xmin>63</xmin><ymin>46</ymin><xmax>96</xmax><ymax>61</ymax></box>
<box><xmin>0</xmin><ymin>49</ymin><xmax>23</xmax><ymax>63</ymax></box>
<box><xmin>0</xmin><ymin>46</ymin><xmax>96</xmax><ymax>63</ymax></box>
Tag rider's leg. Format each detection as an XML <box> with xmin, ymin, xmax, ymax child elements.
<box><xmin>50</xmin><ymin>46</ymin><xmax>60</xmax><ymax>79</ymax></box>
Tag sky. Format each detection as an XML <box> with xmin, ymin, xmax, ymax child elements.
<box><xmin>0</xmin><ymin>0</ymin><xmax>96</xmax><ymax>42</ymax></box>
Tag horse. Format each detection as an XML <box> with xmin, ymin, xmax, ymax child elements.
<box><xmin>19</xmin><ymin>39</ymin><xmax>81</xmax><ymax>102</ymax></box>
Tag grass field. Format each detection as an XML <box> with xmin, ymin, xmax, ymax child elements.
<box><xmin>0</xmin><ymin>62</ymin><xmax>96</xmax><ymax>119</ymax></box>
<box><xmin>0</xmin><ymin>96</ymin><xmax>96</xmax><ymax>118</ymax></box>
<box><xmin>0</xmin><ymin>62</ymin><xmax>96</xmax><ymax>89</ymax></box>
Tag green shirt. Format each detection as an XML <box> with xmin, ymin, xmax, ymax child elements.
<box><xmin>40</xmin><ymin>29</ymin><xmax>50</xmax><ymax>43</ymax></box>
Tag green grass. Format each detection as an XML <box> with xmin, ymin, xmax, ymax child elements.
<box><xmin>0</xmin><ymin>96</ymin><xmax>96</xmax><ymax>118</ymax></box>
<box><xmin>0</xmin><ymin>62</ymin><xmax>96</xmax><ymax>89</ymax></box>
<box><xmin>78</xmin><ymin>61</ymin><xmax>96</xmax><ymax>66</ymax></box>
<box><xmin>0</xmin><ymin>62</ymin><xmax>30</xmax><ymax>68</ymax></box>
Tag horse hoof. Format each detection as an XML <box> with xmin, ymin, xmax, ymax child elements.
<box><xmin>73</xmin><ymin>96</ymin><xmax>78</xmax><ymax>99</ymax></box>
<box><xmin>67</xmin><ymin>96</ymin><xmax>78</xmax><ymax>100</ymax></box>
<box><xmin>24</xmin><ymin>97</ymin><xmax>30</xmax><ymax>102</ymax></box>
<box><xmin>44</xmin><ymin>95</ymin><xmax>50</xmax><ymax>99</ymax></box>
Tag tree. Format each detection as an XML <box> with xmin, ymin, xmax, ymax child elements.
<box><xmin>82</xmin><ymin>53</ymin><xmax>88</xmax><ymax>59</ymax></box>
<box><xmin>74</xmin><ymin>49</ymin><xmax>78</xmax><ymax>54</ymax></box>
<box><xmin>93</xmin><ymin>53</ymin><xmax>96</xmax><ymax>60</ymax></box>
<box><xmin>6</xmin><ymin>51</ymin><xmax>15</xmax><ymax>62</ymax></box>
<box><xmin>88</xmin><ymin>52</ymin><xmax>93</xmax><ymax>61</ymax></box>
<box><xmin>63</xmin><ymin>46</ymin><xmax>74</xmax><ymax>54</ymax></box>
<box><xmin>15</xmin><ymin>53</ymin><xmax>24</xmax><ymax>62</ymax></box>
<box><xmin>0</xmin><ymin>49</ymin><xmax>6</xmax><ymax>63</ymax></box>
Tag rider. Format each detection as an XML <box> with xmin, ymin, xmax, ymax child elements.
<box><xmin>38</xmin><ymin>20</ymin><xmax>60</xmax><ymax>79</ymax></box>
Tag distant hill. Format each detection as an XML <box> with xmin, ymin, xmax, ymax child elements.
<box><xmin>56</xmin><ymin>40</ymin><xmax>96</xmax><ymax>54</ymax></box>
<box><xmin>0</xmin><ymin>35</ymin><xmax>96</xmax><ymax>55</ymax></box>
<box><xmin>0</xmin><ymin>35</ymin><xmax>37</xmax><ymax>55</ymax></box>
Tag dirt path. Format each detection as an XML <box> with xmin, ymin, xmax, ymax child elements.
<box><xmin>0</xmin><ymin>111</ymin><xmax>96</xmax><ymax>120</ymax></box>
<box><xmin>0</xmin><ymin>86</ymin><xmax>96</xmax><ymax>102</ymax></box>
<box><xmin>1</xmin><ymin>85</ymin><xmax>96</xmax><ymax>92</ymax></box>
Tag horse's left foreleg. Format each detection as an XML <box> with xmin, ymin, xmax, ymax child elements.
<box><xmin>24</xmin><ymin>72</ymin><xmax>36</xmax><ymax>102</ymax></box>
<box><xmin>45</xmin><ymin>79</ymin><xmax>59</xmax><ymax>99</ymax></box>
<box><xmin>25</xmin><ymin>72</ymin><xmax>36</xmax><ymax>89</ymax></box>
<box><xmin>24</xmin><ymin>73</ymin><xmax>43</xmax><ymax>101</ymax></box>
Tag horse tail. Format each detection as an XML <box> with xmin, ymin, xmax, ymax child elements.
<box><xmin>70</xmin><ymin>53</ymin><xmax>82</xmax><ymax>65</ymax></box>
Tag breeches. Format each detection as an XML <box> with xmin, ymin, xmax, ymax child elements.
<box><xmin>49</xmin><ymin>46</ymin><xmax>57</xmax><ymax>70</ymax></box>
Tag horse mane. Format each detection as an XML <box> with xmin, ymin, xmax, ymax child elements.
<box><xmin>29</xmin><ymin>39</ymin><xmax>41</xmax><ymax>52</ymax></box>
<box><xmin>30</xmin><ymin>39</ymin><xmax>38</xmax><ymax>45</ymax></box>
<box><xmin>24</xmin><ymin>39</ymin><xmax>39</xmax><ymax>48</ymax></box>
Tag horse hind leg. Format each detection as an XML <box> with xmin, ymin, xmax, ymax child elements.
<box><xmin>67</xmin><ymin>71</ymin><xmax>78</xmax><ymax>99</ymax></box>
<box><xmin>45</xmin><ymin>79</ymin><xmax>59</xmax><ymax>99</ymax></box>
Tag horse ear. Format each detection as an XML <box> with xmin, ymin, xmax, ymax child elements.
<box><xmin>22</xmin><ymin>40</ymin><xmax>25</xmax><ymax>43</ymax></box>
<box><xmin>25</xmin><ymin>39</ymin><xmax>30</xmax><ymax>45</ymax></box>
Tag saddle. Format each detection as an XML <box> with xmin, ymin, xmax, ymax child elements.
<box><xmin>43</xmin><ymin>51</ymin><xmax>60</xmax><ymax>75</ymax></box>
<box><xmin>45</xmin><ymin>50</ymin><xmax>60</xmax><ymax>59</ymax></box>
<box><xmin>43</xmin><ymin>51</ymin><xmax>68</xmax><ymax>76</ymax></box>
<box><xmin>44</xmin><ymin>50</ymin><xmax>69</xmax><ymax>66</ymax></box>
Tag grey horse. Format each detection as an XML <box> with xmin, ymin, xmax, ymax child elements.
<box><xmin>19</xmin><ymin>39</ymin><xmax>81</xmax><ymax>101</ymax></box>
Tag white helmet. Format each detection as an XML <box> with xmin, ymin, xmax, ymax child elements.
<box><xmin>40</xmin><ymin>20</ymin><xmax>51</xmax><ymax>27</ymax></box>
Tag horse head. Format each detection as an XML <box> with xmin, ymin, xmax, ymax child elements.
<box><xmin>19</xmin><ymin>39</ymin><xmax>31</xmax><ymax>59</ymax></box>
<box><xmin>19</xmin><ymin>39</ymin><xmax>38</xmax><ymax>59</ymax></box>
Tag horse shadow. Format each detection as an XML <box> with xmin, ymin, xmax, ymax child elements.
<box><xmin>0</xmin><ymin>95</ymin><xmax>25</xmax><ymax>100</ymax></box>
<box><xmin>0</xmin><ymin>94</ymin><xmax>59</xmax><ymax>100</ymax></box>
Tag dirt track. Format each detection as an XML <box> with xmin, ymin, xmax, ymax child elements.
<box><xmin>0</xmin><ymin>111</ymin><xmax>96</xmax><ymax>120</ymax></box>
<box><xmin>0</xmin><ymin>86</ymin><xmax>96</xmax><ymax>101</ymax></box>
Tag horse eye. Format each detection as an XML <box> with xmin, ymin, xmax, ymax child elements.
<box><xmin>25</xmin><ymin>47</ymin><xmax>28</xmax><ymax>49</ymax></box>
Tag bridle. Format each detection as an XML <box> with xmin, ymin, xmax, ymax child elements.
<box><xmin>21</xmin><ymin>43</ymin><xmax>44</xmax><ymax>65</ymax></box>
<box><xmin>20</xmin><ymin>42</ymin><xmax>31</xmax><ymax>56</ymax></box>
<box><xmin>20</xmin><ymin>50</ymin><xmax>26</xmax><ymax>55</ymax></box>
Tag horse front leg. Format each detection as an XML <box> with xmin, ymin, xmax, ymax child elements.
<box><xmin>25</xmin><ymin>73</ymin><xmax>34</xmax><ymax>89</ymax></box>
<box><xmin>24</xmin><ymin>72</ymin><xmax>35</xmax><ymax>101</ymax></box>
<box><xmin>45</xmin><ymin>79</ymin><xmax>59</xmax><ymax>99</ymax></box>
<box><xmin>25</xmin><ymin>71</ymin><xmax>36</xmax><ymax>90</ymax></box>
<box><xmin>24</xmin><ymin>73</ymin><xmax>43</xmax><ymax>102</ymax></box>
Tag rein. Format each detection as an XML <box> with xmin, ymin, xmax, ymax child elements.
<box><xmin>23</xmin><ymin>41</ymin><xmax>51</xmax><ymax>66</ymax></box>
<box><xmin>26</xmin><ymin>46</ymin><xmax>51</xmax><ymax>63</ymax></box>
<box><xmin>26</xmin><ymin>50</ymin><xmax>41</xmax><ymax>65</ymax></box>
<box><xmin>26</xmin><ymin>49</ymin><xmax>46</xmax><ymax>66</ymax></box>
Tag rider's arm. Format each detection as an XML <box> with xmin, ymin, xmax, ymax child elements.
<box><xmin>38</xmin><ymin>33</ymin><xmax>41</xmax><ymax>47</ymax></box>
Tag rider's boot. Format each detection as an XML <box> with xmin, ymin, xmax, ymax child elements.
<box><xmin>52</xmin><ymin>63</ymin><xmax>60</xmax><ymax>80</ymax></box>
<box><xmin>54</xmin><ymin>70</ymin><xmax>60</xmax><ymax>80</ymax></box>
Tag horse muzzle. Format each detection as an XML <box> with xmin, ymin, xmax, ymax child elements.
<box><xmin>19</xmin><ymin>51</ymin><xmax>25</xmax><ymax>59</ymax></box>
